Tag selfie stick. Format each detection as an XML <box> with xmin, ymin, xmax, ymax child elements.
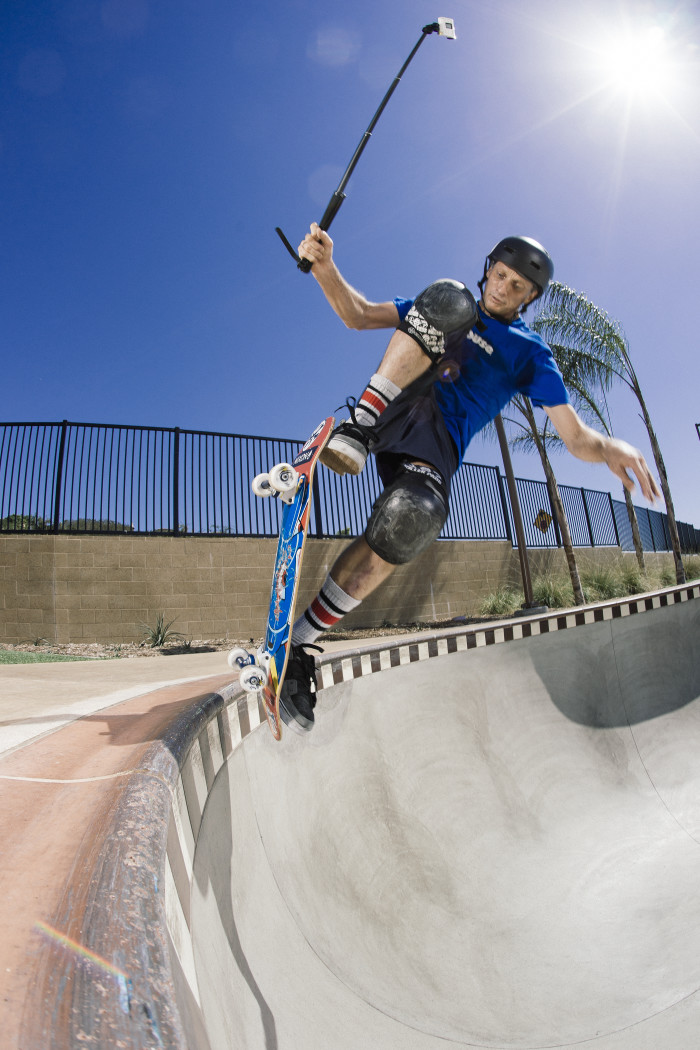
<box><xmin>275</xmin><ymin>18</ymin><xmax>457</xmax><ymax>272</ymax></box>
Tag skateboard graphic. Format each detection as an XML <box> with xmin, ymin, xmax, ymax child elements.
<box><xmin>228</xmin><ymin>417</ymin><xmax>335</xmax><ymax>739</ymax></box>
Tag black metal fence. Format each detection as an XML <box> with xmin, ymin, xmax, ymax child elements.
<box><xmin>1</xmin><ymin>420</ymin><xmax>698</xmax><ymax>554</ymax></box>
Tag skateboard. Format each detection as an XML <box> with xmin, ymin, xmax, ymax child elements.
<box><xmin>228</xmin><ymin>417</ymin><xmax>335</xmax><ymax>739</ymax></box>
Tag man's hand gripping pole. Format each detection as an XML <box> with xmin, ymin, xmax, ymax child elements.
<box><xmin>275</xmin><ymin>18</ymin><xmax>457</xmax><ymax>273</ymax></box>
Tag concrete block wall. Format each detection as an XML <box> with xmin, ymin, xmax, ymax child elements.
<box><xmin>0</xmin><ymin>533</ymin><xmax>677</xmax><ymax>645</ymax></box>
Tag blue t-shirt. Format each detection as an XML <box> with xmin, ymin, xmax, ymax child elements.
<box><xmin>394</xmin><ymin>297</ymin><xmax>569</xmax><ymax>462</ymax></box>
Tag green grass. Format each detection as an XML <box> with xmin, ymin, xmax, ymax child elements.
<box><xmin>0</xmin><ymin>650</ymin><xmax>92</xmax><ymax>664</ymax></box>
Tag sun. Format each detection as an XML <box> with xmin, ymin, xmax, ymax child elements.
<box><xmin>594</xmin><ymin>23</ymin><xmax>679</xmax><ymax>100</ymax></box>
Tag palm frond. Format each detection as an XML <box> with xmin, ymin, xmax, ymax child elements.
<box><xmin>532</xmin><ymin>282</ymin><xmax>635</xmax><ymax>392</ymax></box>
<box><xmin>564</xmin><ymin>382</ymin><xmax>612</xmax><ymax>435</ymax></box>
<box><xmin>508</xmin><ymin>395</ymin><xmax>565</xmax><ymax>454</ymax></box>
<box><xmin>510</xmin><ymin>430</ymin><xmax>566</xmax><ymax>454</ymax></box>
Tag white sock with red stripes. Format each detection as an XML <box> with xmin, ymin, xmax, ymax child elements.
<box><xmin>353</xmin><ymin>374</ymin><xmax>401</xmax><ymax>427</ymax></box>
<box><xmin>291</xmin><ymin>574</ymin><xmax>361</xmax><ymax>646</ymax></box>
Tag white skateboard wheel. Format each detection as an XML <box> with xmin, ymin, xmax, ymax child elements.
<box><xmin>239</xmin><ymin>665</ymin><xmax>268</xmax><ymax>692</ymax></box>
<box><xmin>228</xmin><ymin>646</ymin><xmax>252</xmax><ymax>669</ymax></box>
<box><xmin>269</xmin><ymin>463</ymin><xmax>298</xmax><ymax>495</ymax></box>
<box><xmin>252</xmin><ymin>472</ymin><xmax>272</xmax><ymax>498</ymax></box>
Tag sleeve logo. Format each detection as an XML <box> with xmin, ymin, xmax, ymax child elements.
<box><xmin>467</xmin><ymin>329</ymin><xmax>494</xmax><ymax>356</ymax></box>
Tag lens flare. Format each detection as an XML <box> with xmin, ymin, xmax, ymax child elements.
<box><xmin>439</xmin><ymin>358</ymin><xmax>461</xmax><ymax>384</ymax></box>
<box><xmin>35</xmin><ymin>920</ymin><xmax>131</xmax><ymax>983</ymax></box>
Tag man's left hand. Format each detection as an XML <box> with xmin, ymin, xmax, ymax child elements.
<box><xmin>604</xmin><ymin>439</ymin><xmax>661</xmax><ymax>503</ymax></box>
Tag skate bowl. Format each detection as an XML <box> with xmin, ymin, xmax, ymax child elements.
<box><xmin>180</xmin><ymin>584</ymin><xmax>700</xmax><ymax>1050</ymax></box>
<box><xmin>15</xmin><ymin>584</ymin><xmax>700</xmax><ymax>1049</ymax></box>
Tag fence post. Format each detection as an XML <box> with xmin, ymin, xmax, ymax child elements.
<box><xmin>581</xmin><ymin>488</ymin><xmax>595</xmax><ymax>547</ymax></box>
<box><xmin>311</xmin><ymin>470</ymin><xmax>323</xmax><ymax>537</ymax></box>
<box><xmin>647</xmin><ymin>508</ymin><xmax>657</xmax><ymax>552</ymax></box>
<box><xmin>495</xmin><ymin>468</ymin><xmax>513</xmax><ymax>545</ymax></box>
<box><xmin>52</xmin><ymin>420</ymin><xmax>68</xmax><ymax>534</ymax></box>
<box><xmin>608</xmin><ymin>493</ymin><xmax>621</xmax><ymax>548</ymax></box>
<box><xmin>546</xmin><ymin>482</ymin><xmax>562</xmax><ymax>547</ymax></box>
<box><xmin>172</xmin><ymin>427</ymin><xmax>180</xmax><ymax>535</ymax></box>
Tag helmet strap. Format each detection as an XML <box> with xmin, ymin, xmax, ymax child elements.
<box><xmin>477</xmin><ymin>257</ymin><xmax>489</xmax><ymax>297</ymax></box>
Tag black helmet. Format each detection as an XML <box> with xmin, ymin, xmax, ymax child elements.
<box><xmin>486</xmin><ymin>236</ymin><xmax>554</xmax><ymax>296</ymax></box>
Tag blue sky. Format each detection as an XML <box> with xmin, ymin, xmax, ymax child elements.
<box><xmin>2</xmin><ymin>0</ymin><xmax>699</xmax><ymax>526</ymax></box>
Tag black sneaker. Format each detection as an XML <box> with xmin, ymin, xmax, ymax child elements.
<box><xmin>279</xmin><ymin>643</ymin><xmax>323</xmax><ymax>733</ymax></box>
<box><xmin>320</xmin><ymin>400</ymin><xmax>377</xmax><ymax>476</ymax></box>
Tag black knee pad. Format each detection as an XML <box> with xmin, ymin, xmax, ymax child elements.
<box><xmin>398</xmin><ymin>279</ymin><xmax>477</xmax><ymax>362</ymax></box>
<box><xmin>365</xmin><ymin>463</ymin><xmax>448</xmax><ymax>565</ymax></box>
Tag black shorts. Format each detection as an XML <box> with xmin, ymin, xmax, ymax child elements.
<box><xmin>371</xmin><ymin>369</ymin><xmax>459</xmax><ymax>497</ymax></box>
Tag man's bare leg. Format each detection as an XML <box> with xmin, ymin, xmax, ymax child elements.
<box><xmin>373</xmin><ymin>330</ymin><xmax>432</xmax><ymax>390</ymax></box>
<box><xmin>320</xmin><ymin>334</ymin><xmax>427</xmax><ymax>475</ymax></box>
<box><xmin>320</xmin><ymin>329</ymin><xmax>432</xmax><ymax>476</ymax></box>
<box><xmin>290</xmin><ymin>537</ymin><xmax>397</xmax><ymax>646</ymax></box>
<box><xmin>329</xmin><ymin>536</ymin><xmax>398</xmax><ymax>600</ymax></box>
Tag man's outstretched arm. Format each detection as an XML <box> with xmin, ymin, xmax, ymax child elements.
<box><xmin>544</xmin><ymin>403</ymin><xmax>661</xmax><ymax>503</ymax></box>
<box><xmin>297</xmin><ymin>223</ymin><xmax>399</xmax><ymax>330</ymax></box>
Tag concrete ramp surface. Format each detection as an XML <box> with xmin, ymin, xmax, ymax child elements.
<box><xmin>191</xmin><ymin>595</ymin><xmax>700</xmax><ymax>1049</ymax></box>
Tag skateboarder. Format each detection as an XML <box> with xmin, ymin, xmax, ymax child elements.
<box><xmin>278</xmin><ymin>224</ymin><xmax>661</xmax><ymax>733</ymax></box>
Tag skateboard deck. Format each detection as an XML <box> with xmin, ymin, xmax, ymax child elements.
<box><xmin>257</xmin><ymin>416</ymin><xmax>334</xmax><ymax>739</ymax></box>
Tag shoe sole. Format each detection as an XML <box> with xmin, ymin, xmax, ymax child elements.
<box><xmin>319</xmin><ymin>442</ymin><xmax>367</xmax><ymax>476</ymax></box>
<box><xmin>279</xmin><ymin>696</ymin><xmax>314</xmax><ymax>733</ymax></box>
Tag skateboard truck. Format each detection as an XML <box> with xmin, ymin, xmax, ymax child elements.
<box><xmin>252</xmin><ymin>463</ymin><xmax>300</xmax><ymax>505</ymax></box>
<box><xmin>228</xmin><ymin>646</ymin><xmax>272</xmax><ymax>691</ymax></box>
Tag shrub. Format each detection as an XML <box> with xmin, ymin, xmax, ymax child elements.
<box><xmin>531</xmin><ymin>575</ymin><xmax>573</xmax><ymax>609</ymax></box>
<box><xmin>141</xmin><ymin>613</ymin><xmax>183</xmax><ymax>648</ymax></box>
<box><xmin>619</xmin><ymin>564</ymin><xmax>645</xmax><ymax>595</ymax></box>
<box><xmin>580</xmin><ymin>568</ymin><xmax>624</xmax><ymax>602</ymax></box>
<box><xmin>683</xmin><ymin>556</ymin><xmax>700</xmax><ymax>581</ymax></box>
<box><xmin>1</xmin><ymin>514</ymin><xmax>48</xmax><ymax>531</ymax></box>
<box><xmin>480</xmin><ymin>589</ymin><xmax>521</xmax><ymax>616</ymax></box>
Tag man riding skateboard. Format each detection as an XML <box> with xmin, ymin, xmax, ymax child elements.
<box><xmin>279</xmin><ymin>224</ymin><xmax>661</xmax><ymax>734</ymax></box>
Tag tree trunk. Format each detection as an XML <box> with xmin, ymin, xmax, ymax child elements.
<box><xmin>542</xmin><ymin>458</ymin><xmax>586</xmax><ymax>605</ymax></box>
<box><xmin>521</xmin><ymin>399</ymin><xmax>586</xmax><ymax>605</ymax></box>
<box><xmin>624</xmin><ymin>487</ymin><xmax>645</xmax><ymax>572</ymax></box>
<box><xmin>635</xmin><ymin>385</ymin><xmax>685</xmax><ymax>584</ymax></box>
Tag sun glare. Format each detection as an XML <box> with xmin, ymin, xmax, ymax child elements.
<box><xmin>595</xmin><ymin>23</ymin><xmax>678</xmax><ymax>100</ymax></box>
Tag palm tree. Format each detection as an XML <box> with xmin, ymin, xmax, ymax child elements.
<box><xmin>502</xmin><ymin>394</ymin><xmax>585</xmax><ymax>604</ymax></box>
<box><xmin>532</xmin><ymin>283</ymin><xmax>685</xmax><ymax>584</ymax></box>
